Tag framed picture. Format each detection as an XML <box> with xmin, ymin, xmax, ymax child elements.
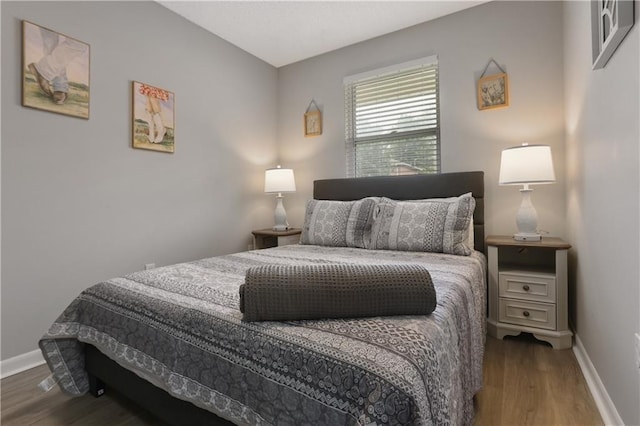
<box><xmin>304</xmin><ymin>110</ymin><xmax>322</xmax><ymax>137</ymax></box>
<box><xmin>591</xmin><ymin>0</ymin><xmax>635</xmax><ymax>69</ymax></box>
<box><xmin>132</xmin><ymin>81</ymin><xmax>175</xmax><ymax>153</ymax></box>
<box><xmin>22</xmin><ymin>20</ymin><xmax>90</xmax><ymax>119</ymax></box>
<box><xmin>477</xmin><ymin>72</ymin><xmax>509</xmax><ymax>111</ymax></box>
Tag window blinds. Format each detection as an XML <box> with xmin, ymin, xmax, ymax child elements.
<box><xmin>344</xmin><ymin>58</ymin><xmax>440</xmax><ymax>178</ymax></box>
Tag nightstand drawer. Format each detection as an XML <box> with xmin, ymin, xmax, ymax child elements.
<box><xmin>252</xmin><ymin>228</ymin><xmax>302</xmax><ymax>249</ymax></box>
<box><xmin>277</xmin><ymin>234</ymin><xmax>300</xmax><ymax>246</ymax></box>
<box><xmin>499</xmin><ymin>298</ymin><xmax>556</xmax><ymax>330</ymax></box>
<box><xmin>499</xmin><ymin>271</ymin><xmax>556</xmax><ymax>303</ymax></box>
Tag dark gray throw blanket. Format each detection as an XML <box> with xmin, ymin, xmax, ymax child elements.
<box><xmin>239</xmin><ymin>264</ymin><xmax>437</xmax><ymax>321</ymax></box>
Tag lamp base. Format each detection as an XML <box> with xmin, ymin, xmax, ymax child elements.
<box><xmin>513</xmin><ymin>232</ymin><xmax>541</xmax><ymax>242</ymax></box>
<box><xmin>514</xmin><ymin>188</ymin><xmax>540</xmax><ymax>242</ymax></box>
<box><xmin>272</xmin><ymin>195</ymin><xmax>289</xmax><ymax>231</ymax></box>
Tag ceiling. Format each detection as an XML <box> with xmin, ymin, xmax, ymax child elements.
<box><xmin>159</xmin><ymin>1</ymin><xmax>490</xmax><ymax>68</ymax></box>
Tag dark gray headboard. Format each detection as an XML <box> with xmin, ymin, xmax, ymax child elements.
<box><xmin>313</xmin><ymin>171</ymin><xmax>485</xmax><ymax>253</ymax></box>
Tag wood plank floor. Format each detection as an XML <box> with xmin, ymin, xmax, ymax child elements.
<box><xmin>1</xmin><ymin>335</ymin><xmax>602</xmax><ymax>425</ymax></box>
<box><xmin>474</xmin><ymin>335</ymin><xmax>602</xmax><ymax>425</ymax></box>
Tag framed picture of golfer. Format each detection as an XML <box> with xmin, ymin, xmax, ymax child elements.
<box><xmin>132</xmin><ymin>81</ymin><xmax>175</xmax><ymax>153</ymax></box>
<box><xmin>22</xmin><ymin>20</ymin><xmax>90</xmax><ymax>119</ymax></box>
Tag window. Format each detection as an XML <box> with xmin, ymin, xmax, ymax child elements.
<box><xmin>344</xmin><ymin>56</ymin><xmax>440</xmax><ymax>177</ymax></box>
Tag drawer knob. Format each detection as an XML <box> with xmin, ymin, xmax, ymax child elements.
<box><xmin>522</xmin><ymin>285</ymin><xmax>530</xmax><ymax>292</ymax></box>
<box><xmin>523</xmin><ymin>310</ymin><xmax>530</xmax><ymax>317</ymax></box>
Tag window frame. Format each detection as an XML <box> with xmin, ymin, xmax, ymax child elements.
<box><xmin>344</xmin><ymin>55</ymin><xmax>441</xmax><ymax>178</ymax></box>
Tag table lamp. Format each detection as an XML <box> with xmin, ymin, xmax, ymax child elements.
<box><xmin>264</xmin><ymin>165</ymin><xmax>296</xmax><ymax>231</ymax></box>
<box><xmin>499</xmin><ymin>143</ymin><xmax>556</xmax><ymax>241</ymax></box>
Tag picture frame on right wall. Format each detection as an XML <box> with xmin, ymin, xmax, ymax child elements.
<box><xmin>477</xmin><ymin>72</ymin><xmax>509</xmax><ymax>111</ymax></box>
<box><xmin>591</xmin><ymin>0</ymin><xmax>635</xmax><ymax>69</ymax></box>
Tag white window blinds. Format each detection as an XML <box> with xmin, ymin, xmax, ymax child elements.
<box><xmin>344</xmin><ymin>57</ymin><xmax>440</xmax><ymax>177</ymax></box>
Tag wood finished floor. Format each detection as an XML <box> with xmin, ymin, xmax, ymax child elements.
<box><xmin>1</xmin><ymin>335</ymin><xmax>602</xmax><ymax>425</ymax></box>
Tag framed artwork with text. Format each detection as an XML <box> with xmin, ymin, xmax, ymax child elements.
<box><xmin>132</xmin><ymin>81</ymin><xmax>175</xmax><ymax>153</ymax></box>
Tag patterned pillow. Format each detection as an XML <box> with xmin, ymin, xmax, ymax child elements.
<box><xmin>402</xmin><ymin>196</ymin><xmax>474</xmax><ymax>250</ymax></box>
<box><xmin>369</xmin><ymin>193</ymin><xmax>475</xmax><ymax>255</ymax></box>
<box><xmin>301</xmin><ymin>198</ymin><xmax>379</xmax><ymax>247</ymax></box>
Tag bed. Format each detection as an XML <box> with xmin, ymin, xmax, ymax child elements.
<box><xmin>39</xmin><ymin>171</ymin><xmax>486</xmax><ymax>425</ymax></box>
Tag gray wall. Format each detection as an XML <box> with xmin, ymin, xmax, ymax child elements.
<box><xmin>276</xmin><ymin>1</ymin><xmax>567</xmax><ymax>240</ymax></box>
<box><xmin>563</xmin><ymin>2</ymin><xmax>640</xmax><ymax>424</ymax></box>
<box><xmin>3</xmin><ymin>3</ymin><xmax>638</xmax><ymax>423</ymax></box>
<box><xmin>1</xmin><ymin>1</ymin><xmax>278</xmax><ymax>359</ymax></box>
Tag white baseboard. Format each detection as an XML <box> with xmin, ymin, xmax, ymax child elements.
<box><xmin>1</xmin><ymin>348</ymin><xmax>46</xmax><ymax>379</ymax></box>
<box><xmin>573</xmin><ymin>334</ymin><xmax>624</xmax><ymax>426</ymax></box>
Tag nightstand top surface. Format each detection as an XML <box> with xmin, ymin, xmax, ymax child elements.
<box><xmin>486</xmin><ymin>235</ymin><xmax>571</xmax><ymax>249</ymax></box>
<box><xmin>252</xmin><ymin>228</ymin><xmax>302</xmax><ymax>237</ymax></box>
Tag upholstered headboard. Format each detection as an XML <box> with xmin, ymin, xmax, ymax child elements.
<box><xmin>313</xmin><ymin>171</ymin><xmax>485</xmax><ymax>253</ymax></box>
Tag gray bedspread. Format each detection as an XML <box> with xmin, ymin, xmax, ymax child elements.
<box><xmin>39</xmin><ymin>245</ymin><xmax>486</xmax><ymax>425</ymax></box>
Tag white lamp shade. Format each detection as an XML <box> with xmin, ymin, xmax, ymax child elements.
<box><xmin>264</xmin><ymin>167</ymin><xmax>296</xmax><ymax>193</ymax></box>
<box><xmin>499</xmin><ymin>144</ymin><xmax>556</xmax><ymax>185</ymax></box>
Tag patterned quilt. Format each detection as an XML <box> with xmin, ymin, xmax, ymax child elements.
<box><xmin>39</xmin><ymin>245</ymin><xmax>486</xmax><ymax>425</ymax></box>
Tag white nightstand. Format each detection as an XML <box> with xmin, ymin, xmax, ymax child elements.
<box><xmin>486</xmin><ymin>235</ymin><xmax>573</xmax><ymax>349</ymax></box>
<box><xmin>251</xmin><ymin>228</ymin><xmax>301</xmax><ymax>249</ymax></box>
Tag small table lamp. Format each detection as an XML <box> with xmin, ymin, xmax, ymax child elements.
<box><xmin>499</xmin><ymin>143</ymin><xmax>556</xmax><ymax>241</ymax></box>
<box><xmin>264</xmin><ymin>165</ymin><xmax>296</xmax><ymax>231</ymax></box>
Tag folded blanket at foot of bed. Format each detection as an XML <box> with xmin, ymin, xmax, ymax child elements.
<box><xmin>239</xmin><ymin>263</ymin><xmax>437</xmax><ymax>321</ymax></box>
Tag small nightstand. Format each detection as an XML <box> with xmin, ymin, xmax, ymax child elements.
<box><xmin>486</xmin><ymin>235</ymin><xmax>573</xmax><ymax>349</ymax></box>
<box><xmin>251</xmin><ymin>228</ymin><xmax>302</xmax><ymax>249</ymax></box>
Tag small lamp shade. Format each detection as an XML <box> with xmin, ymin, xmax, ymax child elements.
<box><xmin>264</xmin><ymin>166</ymin><xmax>296</xmax><ymax>193</ymax></box>
<box><xmin>264</xmin><ymin>165</ymin><xmax>296</xmax><ymax>231</ymax></box>
<box><xmin>499</xmin><ymin>144</ymin><xmax>556</xmax><ymax>185</ymax></box>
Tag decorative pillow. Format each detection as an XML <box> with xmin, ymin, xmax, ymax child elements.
<box><xmin>300</xmin><ymin>198</ymin><xmax>379</xmax><ymax>247</ymax></box>
<box><xmin>369</xmin><ymin>193</ymin><xmax>475</xmax><ymax>255</ymax></box>
<box><xmin>400</xmin><ymin>196</ymin><xmax>474</xmax><ymax>250</ymax></box>
<box><xmin>346</xmin><ymin>197</ymin><xmax>379</xmax><ymax>248</ymax></box>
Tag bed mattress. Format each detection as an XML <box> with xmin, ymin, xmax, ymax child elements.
<box><xmin>40</xmin><ymin>245</ymin><xmax>486</xmax><ymax>425</ymax></box>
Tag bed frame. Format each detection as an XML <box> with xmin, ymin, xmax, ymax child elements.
<box><xmin>85</xmin><ymin>171</ymin><xmax>485</xmax><ymax>425</ymax></box>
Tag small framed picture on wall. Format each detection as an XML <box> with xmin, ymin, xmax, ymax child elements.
<box><xmin>477</xmin><ymin>72</ymin><xmax>509</xmax><ymax>111</ymax></box>
<box><xmin>132</xmin><ymin>81</ymin><xmax>175</xmax><ymax>153</ymax></box>
<box><xmin>304</xmin><ymin>110</ymin><xmax>322</xmax><ymax>137</ymax></box>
